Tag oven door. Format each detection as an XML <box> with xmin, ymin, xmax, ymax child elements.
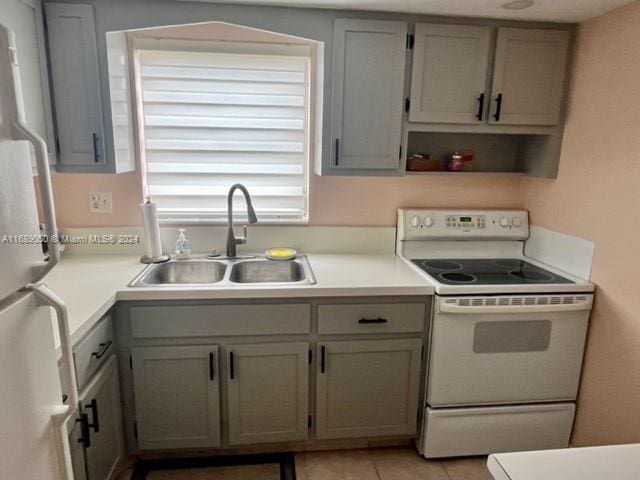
<box><xmin>427</xmin><ymin>294</ymin><xmax>592</xmax><ymax>407</ymax></box>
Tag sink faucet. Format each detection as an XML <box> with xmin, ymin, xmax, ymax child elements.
<box><xmin>226</xmin><ymin>184</ymin><xmax>258</xmax><ymax>258</ymax></box>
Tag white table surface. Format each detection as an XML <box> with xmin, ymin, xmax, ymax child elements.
<box><xmin>488</xmin><ymin>444</ymin><xmax>640</xmax><ymax>480</ymax></box>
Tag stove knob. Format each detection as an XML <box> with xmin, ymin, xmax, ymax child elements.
<box><xmin>499</xmin><ymin>216</ymin><xmax>510</xmax><ymax>227</ymax></box>
<box><xmin>512</xmin><ymin>217</ymin><xmax>523</xmax><ymax>227</ymax></box>
<box><xmin>410</xmin><ymin>215</ymin><xmax>420</xmax><ymax>227</ymax></box>
<box><xmin>424</xmin><ymin>215</ymin><xmax>434</xmax><ymax>227</ymax></box>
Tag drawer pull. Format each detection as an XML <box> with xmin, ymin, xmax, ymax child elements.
<box><xmin>84</xmin><ymin>399</ymin><xmax>100</xmax><ymax>433</ymax></box>
<box><xmin>91</xmin><ymin>340</ymin><xmax>112</xmax><ymax>360</ymax></box>
<box><xmin>320</xmin><ymin>345</ymin><xmax>326</xmax><ymax>373</ymax></box>
<box><xmin>76</xmin><ymin>413</ymin><xmax>91</xmax><ymax>448</ymax></box>
<box><xmin>229</xmin><ymin>351</ymin><xmax>235</xmax><ymax>380</ymax></box>
<box><xmin>209</xmin><ymin>352</ymin><xmax>215</xmax><ymax>381</ymax></box>
<box><xmin>358</xmin><ymin>318</ymin><xmax>388</xmax><ymax>324</ymax></box>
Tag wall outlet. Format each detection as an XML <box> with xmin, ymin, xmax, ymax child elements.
<box><xmin>89</xmin><ymin>192</ymin><xmax>113</xmax><ymax>213</ymax></box>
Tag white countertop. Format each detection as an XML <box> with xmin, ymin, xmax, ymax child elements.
<box><xmin>488</xmin><ymin>444</ymin><xmax>640</xmax><ymax>480</ymax></box>
<box><xmin>44</xmin><ymin>253</ymin><xmax>434</xmax><ymax>348</ymax></box>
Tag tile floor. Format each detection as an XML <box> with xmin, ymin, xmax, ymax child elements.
<box><xmin>118</xmin><ymin>447</ymin><xmax>493</xmax><ymax>480</ymax></box>
<box><xmin>297</xmin><ymin>448</ymin><xmax>492</xmax><ymax>480</ymax></box>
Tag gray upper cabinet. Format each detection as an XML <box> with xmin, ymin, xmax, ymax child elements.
<box><xmin>489</xmin><ymin>28</ymin><xmax>569</xmax><ymax>126</ymax></box>
<box><xmin>45</xmin><ymin>3</ymin><xmax>105</xmax><ymax>171</ymax></box>
<box><xmin>315</xmin><ymin>339</ymin><xmax>423</xmax><ymax>439</ymax></box>
<box><xmin>132</xmin><ymin>345</ymin><xmax>221</xmax><ymax>450</ymax></box>
<box><xmin>227</xmin><ymin>342</ymin><xmax>309</xmax><ymax>445</ymax></box>
<box><xmin>330</xmin><ymin>19</ymin><xmax>407</xmax><ymax>173</ymax></box>
<box><xmin>409</xmin><ymin>24</ymin><xmax>491</xmax><ymax>124</ymax></box>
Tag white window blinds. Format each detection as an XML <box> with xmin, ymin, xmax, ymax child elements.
<box><xmin>138</xmin><ymin>45</ymin><xmax>310</xmax><ymax>223</ymax></box>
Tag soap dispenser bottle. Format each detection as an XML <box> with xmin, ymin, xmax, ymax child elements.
<box><xmin>174</xmin><ymin>228</ymin><xmax>192</xmax><ymax>260</ymax></box>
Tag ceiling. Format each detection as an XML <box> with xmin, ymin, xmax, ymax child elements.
<box><xmin>182</xmin><ymin>0</ymin><xmax>635</xmax><ymax>22</ymax></box>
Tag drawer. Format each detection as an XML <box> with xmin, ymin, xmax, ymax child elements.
<box><xmin>317</xmin><ymin>303</ymin><xmax>425</xmax><ymax>335</ymax></box>
<box><xmin>421</xmin><ymin>403</ymin><xmax>575</xmax><ymax>458</ymax></box>
<box><xmin>129</xmin><ymin>304</ymin><xmax>311</xmax><ymax>338</ymax></box>
<box><xmin>74</xmin><ymin>315</ymin><xmax>114</xmax><ymax>391</ymax></box>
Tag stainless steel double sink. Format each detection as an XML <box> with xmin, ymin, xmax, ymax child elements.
<box><xmin>128</xmin><ymin>255</ymin><xmax>316</xmax><ymax>287</ymax></box>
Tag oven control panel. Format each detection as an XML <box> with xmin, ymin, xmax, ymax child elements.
<box><xmin>398</xmin><ymin>209</ymin><xmax>529</xmax><ymax>240</ymax></box>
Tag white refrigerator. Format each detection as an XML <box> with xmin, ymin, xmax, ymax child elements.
<box><xmin>0</xmin><ymin>23</ymin><xmax>78</xmax><ymax>479</ymax></box>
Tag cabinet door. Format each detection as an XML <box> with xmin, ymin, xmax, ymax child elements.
<box><xmin>316</xmin><ymin>339</ymin><xmax>422</xmax><ymax>439</ymax></box>
<box><xmin>409</xmin><ymin>24</ymin><xmax>491</xmax><ymax>124</ymax></box>
<box><xmin>489</xmin><ymin>28</ymin><xmax>569</xmax><ymax>126</ymax></box>
<box><xmin>79</xmin><ymin>356</ymin><xmax>123</xmax><ymax>480</ymax></box>
<box><xmin>227</xmin><ymin>343</ymin><xmax>308</xmax><ymax>445</ymax></box>
<box><xmin>45</xmin><ymin>3</ymin><xmax>105</xmax><ymax>168</ymax></box>
<box><xmin>66</xmin><ymin>409</ymin><xmax>88</xmax><ymax>480</ymax></box>
<box><xmin>331</xmin><ymin>19</ymin><xmax>407</xmax><ymax>171</ymax></box>
<box><xmin>3</xmin><ymin>0</ymin><xmax>57</xmax><ymax>167</ymax></box>
<box><xmin>132</xmin><ymin>346</ymin><xmax>221</xmax><ymax>450</ymax></box>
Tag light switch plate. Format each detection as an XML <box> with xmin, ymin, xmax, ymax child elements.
<box><xmin>90</xmin><ymin>192</ymin><xmax>113</xmax><ymax>213</ymax></box>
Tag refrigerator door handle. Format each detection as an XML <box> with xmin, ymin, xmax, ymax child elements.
<box><xmin>2</xmin><ymin>26</ymin><xmax>60</xmax><ymax>278</ymax></box>
<box><xmin>27</xmin><ymin>282</ymin><xmax>78</xmax><ymax>480</ymax></box>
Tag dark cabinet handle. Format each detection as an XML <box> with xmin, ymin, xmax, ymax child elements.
<box><xmin>76</xmin><ymin>413</ymin><xmax>91</xmax><ymax>448</ymax></box>
<box><xmin>476</xmin><ymin>93</ymin><xmax>485</xmax><ymax>121</ymax></box>
<box><xmin>92</xmin><ymin>133</ymin><xmax>101</xmax><ymax>162</ymax></box>
<box><xmin>209</xmin><ymin>352</ymin><xmax>215</xmax><ymax>381</ymax></box>
<box><xmin>85</xmin><ymin>399</ymin><xmax>99</xmax><ymax>433</ymax></box>
<box><xmin>91</xmin><ymin>340</ymin><xmax>112</xmax><ymax>360</ymax></box>
<box><xmin>334</xmin><ymin>138</ymin><xmax>340</xmax><ymax>166</ymax></box>
<box><xmin>358</xmin><ymin>318</ymin><xmax>388</xmax><ymax>324</ymax></box>
<box><xmin>320</xmin><ymin>345</ymin><xmax>326</xmax><ymax>374</ymax></box>
<box><xmin>229</xmin><ymin>352</ymin><xmax>235</xmax><ymax>380</ymax></box>
<box><xmin>493</xmin><ymin>94</ymin><xmax>503</xmax><ymax>122</ymax></box>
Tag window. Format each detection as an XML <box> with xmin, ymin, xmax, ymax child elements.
<box><xmin>136</xmin><ymin>40</ymin><xmax>311</xmax><ymax>223</ymax></box>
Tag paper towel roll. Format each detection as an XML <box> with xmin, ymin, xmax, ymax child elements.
<box><xmin>140</xmin><ymin>199</ymin><xmax>163</xmax><ymax>259</ymax></box>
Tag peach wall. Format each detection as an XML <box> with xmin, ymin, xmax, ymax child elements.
<box><xmin>50</xmin><ymin>170</ymin><xmax>522</xmax><ymax>227</ymax></box>
<box><xmin>522</xmin><ymin>0</ymin><xmax>640</xmax><ymax>446</ymax></box>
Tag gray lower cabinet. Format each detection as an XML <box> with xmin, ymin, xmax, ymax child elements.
<box><xmin>132</xmin><ymin>345</ymin><xmax>221</xmax><ymax>450</ymax></box>
<box><xmin>227</xmin><ymin>343</ymin><xmax>309</xmax><ymax>445</ymax></box>
<box><xmin>315</xmin><ymin>339</ymin><xmax>423</xmax><ymax>439</ymax></box>
<box><xmin>66</xmin><ymin>409</ymin><xmax>88</xmax><ymax>480</ymax></box>
<box><xmin>78</xmin><ymin>355</ymin><xmax>123</xmax><ymax>480</ymax></box>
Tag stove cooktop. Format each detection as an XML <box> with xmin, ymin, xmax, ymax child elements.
<box><xmin>411</xmin><ymin>258</ymin><xmax>574</xmax><ymax>286</ymax></box>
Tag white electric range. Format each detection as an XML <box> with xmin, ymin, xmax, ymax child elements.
<box><xmin>396</xmin><ymin>209</ymin><xmax>594</xmax><ymax>458</ymax></box>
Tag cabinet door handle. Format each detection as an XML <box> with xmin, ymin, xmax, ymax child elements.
<box><xmin>84</xmin><ymin>399</ymin><xmax>100</xmax><ymax>433</ymax></box>
<box><xmin>358</xmin><ymin>318</ymin><xmax>388</xmax><ymax>324</ymax></box>
<box><xmin>92</xmin><ymin>133</ymin><xmax>101</xmax><ymax>162</ymax></box>
<box><xmin>91</xmin><ymin>340</ymin><xmax>112</xmax><ymax>360</ymax></box>
<box><xmin>493</xmin><ymin>93</ymin><xmax>503</xmax><ymax>122</ymax></box>
<box><xmin>209</xmin><ymin>352</ymin><xmax>215</xmax><ymax>381</ymax></box>
<box><xmin>77</xmin><ymin>413</ymin><xmax>91</xmax><ymax>448</ymax></box>
<box><xmin>320</xmin><ymin>345</ymin><xmax>326</xmax><ymax>374</ymax></box>
<box><xmin>334</xmin><ymin>138</ymin><xmax>340</xmax><ymax>166</ymax></box>
<box><xmin>476</xmin><ymin>93</ymin><xmax>485</xmax><ymax>121</ymax></box>
<box><xmin>229</xmin><ymin>351</ymin><xmax>235</xmax><ymax>380</ymax></box>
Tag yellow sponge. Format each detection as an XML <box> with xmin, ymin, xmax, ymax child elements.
<box><xmin>265</xmin><ymin>248</ymin><xmax>297</xmax><ymax>261</ymax></box>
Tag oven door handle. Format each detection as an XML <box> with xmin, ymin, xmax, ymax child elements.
<box><xmin>438</xmin><ymin>302</ymin><xmax>593</xmax><ymax>314</ymax></box>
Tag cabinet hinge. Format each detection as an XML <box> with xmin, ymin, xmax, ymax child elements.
<box><xmin>133</xmin><ymin>421</ymin><xmax>138</xmax><ymax>439</ymax></box>
<box><xmin>405</xmin><ymin>98</ymin><xmax>410</xmax><ymax>113</ymax></box>
<box><xmin>129</xmin><ymin>355</ymin><xmax>133</xmax><ymax>370</ymax></box>
<box><xmin>308</xmin><ymin>415</ymin><xmax>312</xmax><ymax>429</ymax></box>
<box><xmin>406</xmin><ymin>33</ymin><xmax>415</xmax><ymax>50</ymax></box>
<box><xmin>308</xmin><ymin>349</ymin><xmax>312</xmax><ymax>364</ymax></box>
